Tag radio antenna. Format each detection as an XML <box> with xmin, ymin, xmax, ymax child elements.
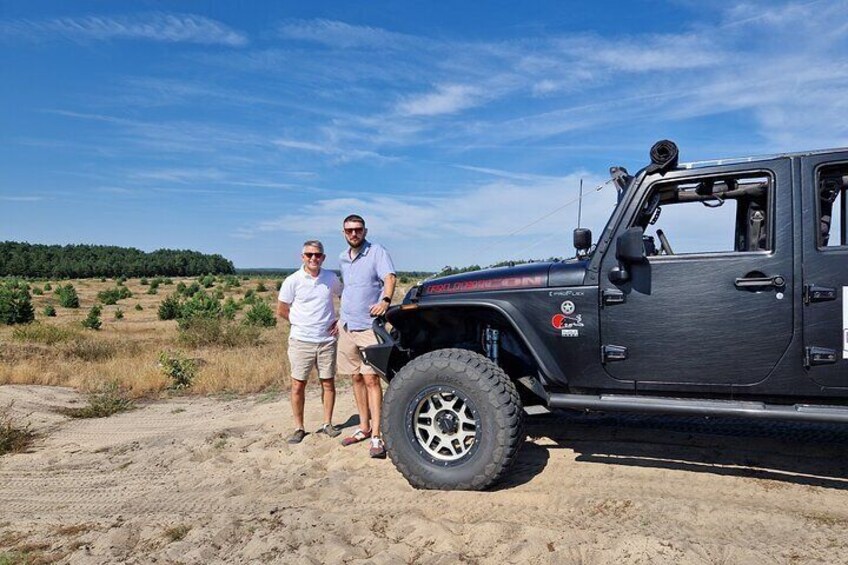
<box><xmin>577</xmin><ymin>178</ymin><xmax>584</xmax><ymax>227</ymax></box>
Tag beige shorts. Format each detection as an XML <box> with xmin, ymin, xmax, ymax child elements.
<box><xmin>337</xmin><ymin>325</ymin><xmax>379</xmax><ymax>376</ymax></box>
<box><xmin>287</xmin><ymin>338</ymin><xmax>337</xmax><ymax>382</ymax></box>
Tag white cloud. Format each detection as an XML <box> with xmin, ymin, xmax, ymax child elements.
<box><xmin>0</xmin><ymin>196</ymin><xmax>43</xmax><ymax>202</ymax></box>
<box><xmin>1</xmin><ymin>13</ymin><xmax>247</xmax><ymax>46</ymax></box>
<box><xmin>396</xmin><ymin>84</ymin><xmax>485</xmax><ymax>117</ymax></box>
<box><xmin>277</xmin><ymin>19</ymin><xmax>416</xmax><ymax>49</ymax></box>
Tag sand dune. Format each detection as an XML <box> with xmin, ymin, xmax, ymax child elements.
<box><xmin>2</xmin><ymin>384</ymin><xmax>848</xmax><ymax>564</ymax></box>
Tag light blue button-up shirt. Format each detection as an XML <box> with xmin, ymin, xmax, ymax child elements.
<box><xmin>339</xmin><ymin>240</ymin><xmax>396</xmax><ymax>331</ymax></box>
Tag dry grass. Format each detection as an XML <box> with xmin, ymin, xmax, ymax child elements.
<box><xmin>0</xmin><ymin>277</ymin><xmax>417</xmax><ymax>398</ymax></box>
<box><xmin>0</xmin><ymin>403</ymin><xmax>35</xmax><ymax>455</ymax></box>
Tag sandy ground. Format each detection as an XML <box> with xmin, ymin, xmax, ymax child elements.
<box><xmin>2</xmin><ymin>384</ymin><xmax>848</xmax><ymax>564</ymax></box>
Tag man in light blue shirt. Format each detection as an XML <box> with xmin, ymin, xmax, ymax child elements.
<box><xmin>337</xmin><ymin>214</ymin><xmax>396</xmax><ymax>458</ymax></box>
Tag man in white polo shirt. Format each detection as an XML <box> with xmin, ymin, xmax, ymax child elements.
<box><xmin>276</xmin><ymin>240</ymin><xmax>343</xmax><ymax>444</ymax></box>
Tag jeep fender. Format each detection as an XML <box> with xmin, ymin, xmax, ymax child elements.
<box><xmin>380</xmin><ymin>299</ymin><xmax>566</xmax><ymax>385</ymax></box>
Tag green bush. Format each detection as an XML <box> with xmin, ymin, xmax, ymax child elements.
<box><xmin>134</xmin><ymin>303</ymin><xmax>143</xmax><ymax>311</ymax></box>
<box><xmin>178</xmin><ymin>317</ymin><xmax>261</xmax><ymax>348</ymax></box>
<box><xmin>213</xmin><ymin>288</ymin><xmax>224</xmax><ymax>300</ymax></box>
<box><xmin>12</xmin><ymin>322</ymin><xmax>77</xmax><ymax>345</ymax></box>
<box><xmin>146</xmin><ymin>286</ymin><xmax>158</xmax><ymax>295</ymax></box>
<box><xmin>256</xmin><ymin>281</ymin><xmax>267</xmax><ymax>292</ymax></box>
<box><xmin>60</xmin><ymin>382</ymin><xmax>134</xmax><ymax>419</ymax></box>
<box><xmin>158</xmin><ymin>294</ymin><xmax>181</xmax><ymax>320</ymax></box>
<box><xmin>200</xmin><ymin>274</ymin><xmax>216</xmax><ymax>288</ymax></box>
<box><xmin>244</xmin><ymin>301</ymin><xmax>276</xmax><ymax>327</ymax></box>
<box><xmin>140</xmin><ymin>278</ymin><xmax>149</xmax><ymax>286</ymax></box>
<box><xmin>97</xmin><ymin>286</ymin><xmax>132</xmax><ymax>305</ymax></box>
<box><xmin>31</xmin><ymin>286</ymin><xmax>43</xmax><ymax>296</ymax></box>
<box><xmin>222</xmin><ymin>297</ymin><xmax>239</xmax><ymax>320</ymax></box>
<box><xmin>0</xmin><ymin>279</ymin><xmax>35</xmax><ymax>325</ymax></box>
<box><xmin>175</xmin><ymin>282</ymin><xmax>186</xmax><ymax>294</ymax></box>
<box><xmin>55</xmin><ymin>284</ymin><xmax>80</xmax><ymax>308</ymax></box>
<box><xmin>275</xmin><ymin>280</ymin><xmax>283</xmax><ymax>291</ymax></box>
<box><xmin>177</xmin><ymin>291</ymin><xmax>221</xmax><ymax>329</ymax></box>
<box><xmin>43</xmin><ymin>283</ymin><xmax>52</xmax><ymax>291</ymax></box>
<box><xmin>158</xmin><ymin>351</ymin><xmax>198</xmax><ymax>389</ymax></box>
<box><xmin>43</xmin><ymin>304</ymin><xmax>56</xmax><ymax>317</ymax></box>
<box><xmin>114</xmin><ymin>308</ymin><xmax>124</xmax><ymax>320</ymax></box>
<box><xmin>81</xmin><ymin>305</ymin><xmax>102</xmax><ymax>330</ymax></box>
<box><xmin>242</xmin><ymin>289</ymin><xmax>257</xmax><ymax>305</ymax></box>
<box><xmin>162</xmin><ymin>278</ymin><xmax>173</xmax><ymax>285</ymax></box>
<box><xmin>117</xmin><ymin>275</ymin><xmax>127</xmax><ymax>285</ymax></box>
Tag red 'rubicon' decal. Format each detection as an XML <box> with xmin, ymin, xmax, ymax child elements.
<box><xmin>423</xmin><ymin>275</ymin><xmax>545</xmax><ymax>295</ymax></box>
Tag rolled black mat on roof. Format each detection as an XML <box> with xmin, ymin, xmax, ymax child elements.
<box><xmin>647</xmin><ymin>139</ymin><xmax>679</xmax><ymax>174</ymax></box>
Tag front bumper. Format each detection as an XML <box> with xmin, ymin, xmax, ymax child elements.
<box><xmin>362</xmin><ymin>317</ymin><xmax>407</xmax><ymax>379</ymax></box>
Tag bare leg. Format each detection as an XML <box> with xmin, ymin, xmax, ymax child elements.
<box><xmin>352</xmin><ymin>373</ymin><xmax>371</xmax><ymax>432</ymax></box>
<box><xmin>320</xmin><ymin>378</ymin><xmax>336</xmax><ymax>425</ymax></box>
<box><xmin>290</xmin><ymin>379</ymin><xmax>307</xmax><ymax>430</ymax></box>
<box><xmin>363</xmin><ymin>374</ymin><xmax>383</xmax><ymax>437</ymax></box>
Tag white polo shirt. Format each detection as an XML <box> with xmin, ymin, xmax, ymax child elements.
<box><xmin>278</xmin><ymin>267</ymin><xmax>342</xmax><ymax>343</ymax></box>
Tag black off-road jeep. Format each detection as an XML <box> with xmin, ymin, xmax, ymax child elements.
<box><xmin>364</xmin><ymin>141</ymin><xmax>848</xmax><ymax>490</ymax></box>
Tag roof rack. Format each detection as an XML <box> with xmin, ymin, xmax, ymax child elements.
<box><xmin>679</xmin><ymin>147</ymin><xmax>848</xmax><ymax>170</ymax></box>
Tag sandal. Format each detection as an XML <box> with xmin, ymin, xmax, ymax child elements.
<box><xmin>318</xmin><ymin>423</ymin><xmax>341</xmax><ymax>438</ymax></box>
<box><xmin>369</xmin><ymin>437</ymin><xmax>386</xmax><ymax>459</ymax></box>
<box><xmin>287</xmin><ymin>428</ymin><xmax>306</xmax><ymax>444</ymax></box>
<box><xmin>341</xmin><ymin>428</ymin><xmax>371</xmax><ymax>446</ymax></box>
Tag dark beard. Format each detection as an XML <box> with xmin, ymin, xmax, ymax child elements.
<box><xmin>348</xmin><ymin>238</ymin><xmax>364</xmax><ymax>249</ymax></box>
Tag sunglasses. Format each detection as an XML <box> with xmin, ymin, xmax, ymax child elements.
<box><xmin>303</xmin><ymin>252</ymin><xmax>324</xmax><ymax>259</ymax></box>
<box><xmin>344</xmin><ymin>227</ymin><xmax>364</xmax><ymax>235</ymax></box>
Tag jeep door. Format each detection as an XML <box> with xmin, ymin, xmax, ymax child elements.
<box><xmin>800</xmin><ymin>153</ymin><xmax>848</xmax><ymax>387</ymax></box>
<box><xmin>598</xmin><ymin>158</ymin><xmax>794</xmax><ymax>388</ymax></box>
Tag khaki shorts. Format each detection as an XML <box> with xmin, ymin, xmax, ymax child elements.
<box><xmin>337</xmin><ymin>325</ymin><xmax>379</xmax><ymax>376</ymax></box>
<box><xmin>287</xmin><ymin>338</ymin><xmax>337</xmax><ymax>382</ymax></box>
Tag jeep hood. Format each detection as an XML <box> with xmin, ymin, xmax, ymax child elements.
<box><xmin>417</xmin><ymin>260</ymin><xmax>586</xmax><ymax>297</ymax></box>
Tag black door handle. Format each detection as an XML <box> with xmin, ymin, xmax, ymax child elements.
<box><xmin>734</xmin><ymin>275</ymin><xmax>785</xmax><ymax>289</ymax></box>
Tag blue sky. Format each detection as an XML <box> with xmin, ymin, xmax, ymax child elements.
<box><xmin>2</xmin><ymin>0</ymin><xmax>847</xmax><ymax>270</ymax></box>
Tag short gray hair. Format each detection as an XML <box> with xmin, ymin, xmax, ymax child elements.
<box><xmin>302</xmin><ymin>240</ymin><xmax>324</xmax><ymax>253</ymax></box>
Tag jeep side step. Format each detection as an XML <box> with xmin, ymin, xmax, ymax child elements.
<box><xmin>547</xmin><ymin>393</ymin><xmax>848</xmax><ymax>423</ymax></box>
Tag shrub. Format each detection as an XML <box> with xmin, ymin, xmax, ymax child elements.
<box><xmin>256</xmin><ymin>281</ymin><xmax>267</xmax><ymax>292</ymax></box>
<box><xmin>175</xmin><ymin>282</ymin><xmax>186</xmax><ymax>294</ymax></box>
<box><xmin>43</xmin><ymin>283</ymin><xmax>52</xmax><ymax>291</ymax></box>
<box><xmin>158</xmin><ymin>294</ymin><xmax>181</xmax><ymax>320</ymax></box>
<box><xmin>100</xmin><ymin>277</ymin><xmax>107</xmax><ymax>282</ymax></box>
<box><xmin>275</xmin><ymin>280</ymin><xmax>283</xmax><ymax>291</ymax></box>
<box><xmin>400</xmin><ymin>275</ymin><xmax>410</xmax><ymax>284</ymax></box>
<box><xmin>242</xmin><ymin>289</ymin><xmax>257</xmax><ymax>305</ymax></box>
<box><xmin>31</xmin><ymin>286</ymin><xmax>43</xmax><ymax>296</ymax></box>
<box><xmin>177</xmin><ymin>291</ymin><xmax>221</xmax><ymax>329</ymax></box>
<box><xmin>178</xmin><ymin>317</ymin><xmax>261</xmax><ymax>348</ymax></box>
<box><xmin>200</xmin><ymin>274</ymin><xmax>216</xmax><ymax>288</ymax></box>
<box><xmin>0</xmin><ymin>279</ymin><xmax>35</xmax><ymax>325</ymax></box>
<box><xmin>97</xmin><ymin>286</ymin><xmax>131</xmax><ymax>305</ymax></box>
<box><xmin>114</xmin><ymin>308</ymin><xmax>124</xmax><ymax>320</ymax></box>
<box><xmin>117</xmin><ymin>275</ymin><xmax>127</xmax><ymax>285</ymax></box>
<box><xmin>146</xmin><ymin>286</ymin><xmax>158</xmax><ymax>295</ymax></box>
<box><xmin>140</xmin><ymin>278</ymin><xmax>149</xmax><ymax>286</ymax></box>
<box><xmin>244</xmin><ymin>301</ymin><xmax>276</xmax><ymax>327</ymax></box>
<box><xmin>221</xmin><ymin>297</ymin><xmax>239</xmax><ymax>320</ymax></box>
<box><xmin>223</xmin><ymin>276</ymin><xmax>240</xmax><ymax>289</ymax></box>
<box><xmin>61</xmin><ymin>339</ymin><xmax>117</xmax><ymax>362</ymax></box>
<box><xmin>158</xmin><ymin>351</ymin><xmax>197</xmax><ymax>389</ymax></box>
<box><xmin>81</xmin><ymin>305</ymin><xmax>102</xmax><ymax>330</ymax></box>
<box><xmin>55</xmin><ymin>284</ymin><xmax>79</xmax><ymax>308</ymax></box>
<box><xmin>43</xmin><ymin>304</ymin><xmax>56</xmax><ymax>317</ymax></box>
<box><xmin>213</xmin><ymin>288</ymin><xmax>224</xmax><ymax>300</ymax></box>
<box><xmin>0</xmin><ymin>403</ymin><xmax>34</xmax><ymax>455</ymax></box>
<box><xmin>60</xmin><ymin>382</ymin><xmax>134</xmax><ymax>419</ymax></box>
<box><xmin>162</xmin><ymin>278</ymin><xmax>173</xmax><ymax>285</ymax></box>
<box><xmin>12</xmin><ymin>322</ymin><xmax>77</xmax><ymax>345</ymax></box>
<box><xmin>149</xmin><ymin>279</ymin><xmax>161</xmax><ymax>290</ymax></box>
<box><xmin>134</xmin><ymin>303</ymin><xmax>143</xmax><ymax>311</ymax></box>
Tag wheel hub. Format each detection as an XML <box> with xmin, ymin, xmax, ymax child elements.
<box><xmin>411</xmin><ymin>389</ymin><xmax>478</xmax><ymax>462</ymax></box>
<box><xmin>435</xmin><ymin>410</ymin><xmax>458</xmax><ymax>434</ymax></box>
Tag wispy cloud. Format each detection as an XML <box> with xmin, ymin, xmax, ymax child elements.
<box><xmin>0</xmin><ymin>196</ymin><xmax>44</xmax><ymax>202</ymax></box>
<box><xmin>0</xmin><ymin>13</ymin><xmax>247</xmax><ymax>46</ymax></box>
<box><xmin>396</xmin><ymin>84</ymin><xmax>485</xmax><ymax>117</ymax></box>
<box><xmin>277</xmin><ymin>19</ymin><xmax>417</xmax><ymax>49</ymax></box>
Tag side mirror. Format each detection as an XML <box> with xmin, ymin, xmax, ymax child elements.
<box><xmin>609</xmin><ymin>227</ymin><xmax>645</xmax><ymax>284</ymax></box>
<box><xmin>616</xmin><ymin>227</ymin><xmax>646</xmax><ymax>263</ymax></box>
<box><xmin>573</xmin><ymin>228</ymin><xmax>592</xmax><ymax>252</ymax></box>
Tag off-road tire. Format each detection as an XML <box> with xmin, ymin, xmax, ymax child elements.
<box><xmin>382</xmin><ymin>348</ymin><xmax>525</xmax><ymax>490</ymax></box>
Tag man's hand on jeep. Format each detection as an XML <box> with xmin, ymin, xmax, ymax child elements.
<box><xmin>369</xmin><ymin>301</ymin><xmax>389</xmax><ymax>317</ymax></box>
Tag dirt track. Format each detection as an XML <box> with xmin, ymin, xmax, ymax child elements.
<box><xmin>2</xmin><ymin>384</ymin><xmax>848</xmax><ymax>564</ymax></box>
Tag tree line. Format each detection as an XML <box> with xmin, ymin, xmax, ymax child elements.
<box><xmin>0</xmin><ymin>242</ymin><xmax>235</xmax><ymax>279</ymax></box>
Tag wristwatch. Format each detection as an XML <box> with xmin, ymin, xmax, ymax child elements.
<box><xmin>381</xmin><ymin>296</ymin><xmax>391</xmax><ymax>304</ymax></box>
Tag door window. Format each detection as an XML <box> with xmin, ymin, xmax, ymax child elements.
<box><xmin>635</xmin><ymin>173</ymin><xmax>772</xmax><ymax>256</ymax></box>
<box><xmin>816</xmin><ymin>163</ymin><xmax>848</xmax><ymax>248</ymax></box>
